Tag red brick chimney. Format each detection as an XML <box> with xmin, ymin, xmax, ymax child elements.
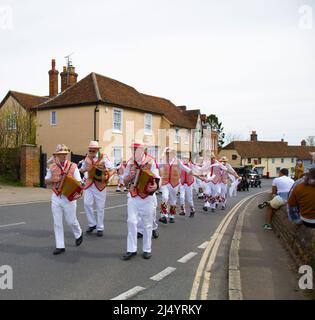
<box><xmin>250</xmin><ymin>131</ymin><xmax>258</xmax><ymax>141</ymax></box>
<box><xmin>48</xmin><ymin>59</ymin><xmax>59</xmax><ymax>97</ymax></box>
<box><xmin>60</xmin><ymin>64</ymin><xmax>78</xmax><ymax>92</ymax></box>
<box><xmin>301</xmin><ymin>139</ymin><xmax>307</xmax><ymax>146</ymax></box>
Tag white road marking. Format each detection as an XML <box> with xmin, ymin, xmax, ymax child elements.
<box><xmin>0</xmin><ymin>200</ymin><xmax>50</xmax><ymax>207</ymax></box>
<box><xmin>150</xmin><ymin>267</ymin><xmax>176</xmax><ymax>282</ymax></box>
<box><xmin>111</xmin><ymin>286</ymin><xmax>146</xmax><ymax>300</ymax></box>
<box><xmin>177</xmin><ymin>252</ymin><xmax>198</xmax><ymax>263</ymax></box>
<box><xmin>198</xmin><ymin>242</ymin><xmax>209</xmax><ymax>249</ymax></box>
<box><xmin>0</xmin><ymin>222</ymin><xmax>26</xmax><ymax>228</ymax></box>
<box><xmin>80</xmin><ymin>204</ymin><xmax>127</xmax><ymax>214</ymax></box>
<box><xmin>190</xmin><ymin>191</ymin><xmax>268</xmax><ymax>300</ymax></box>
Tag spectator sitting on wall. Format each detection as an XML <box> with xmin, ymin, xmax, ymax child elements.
<box><xmin>294</xmin><ymin>159</ymin><xmax>304</xmax><ymax>181</ymax></box>
<box><xmin>288</xmin><ymin>168</ymin><xmax>315</xmax><ymax>228</ymax></box>
<box><xmin>260</xmin><ymin>168</ymin><xmax>294</xmax><ymax>230</ymax></box>
<box><xmin>287</xmin><ymin>175</ymin><xmax>305</xmax><ymax>224</ymax></box>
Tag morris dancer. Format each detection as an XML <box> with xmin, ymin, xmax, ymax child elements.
<box><xmin>178</xmin><ymin>153</ymin><xmax>196</xmax><ymax>217</ymax></box>
<box><xmin>45</xmin><ymin>144</ymin><xmax>83</xmax><ymax>255</ymax></box>
<box><xmin>219</xmin><ymin>156</ymin><xmax>240</xmax><ymax>210</ymax></box>
<box><xmin>116</xmin><ymin>160</ymin><xmax>128</xmax><ymax>192</ymax></box>
<box><xmin>158</xmin><ymin>147</ymin><xmax>180</xmax><ymax>224</ymax></box>
<box><xmin>122</xmin><ymin>139</ymin><xmax>160</xmax><ymax>260</ymax></box>
<box><xmin>192</xmin><ymin>156</ymin><xmax>205</xmax><ymax>199</ymax></box>
<box><xmin>80</xmin><ymin>141</ymin><xmax>115</xmax><ymax>237</ymax></box>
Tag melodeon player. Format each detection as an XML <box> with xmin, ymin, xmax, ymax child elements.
<box><xmin>122</xmin><ymin>139</ymin><xmax>160</xmax><ymax>261</ymax></box>
<box><xmin>45</xmin><ymin>144</ymin><xmax>83</xmax><ymax>255</ymax></box>
<box><xmin>80</xmin><ymin>141</ymin><xmax>115</xmax><ymax>237</ymax></box>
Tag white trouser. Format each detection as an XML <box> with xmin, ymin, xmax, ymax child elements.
<box><xmin>84</xmin><ymin>184</ymin><xmax>107</xmax><ymax>231</ymax></box>
<box><xmin>219</xmin><ymin>182</ymin><xmax>228</xmax><ymax>205</ymax></box>
<box><xmin>194</xmin><ymin>179</ymin><xmax>204</xmax><ymax>194</ymax></box>
<box><xmin>160</xmin><ymin>184</ymin><xmax>179</xmax><ymax>206</ymax></box>
<box><xmin>117</xmin><ymin>176</ymin><xmax>126</xmax><ymax>189</ymax></box>
<box><xmin>204</xmin><ymin>182</ymin><xmax>221</xmax><ymax>208</ymax></box>
<box><xmin>51</xmin><ymin>193</ymin><xmax>82</xmax><ymax>249</ymax></box>
<box><xmin>127</xmin><ymin>194</ymin><xmax>155</xmax><ymax>253</ymax></box>
<box><xmin>138</xmin><ymin>193</ymin><xmax>158</xmax><ymax>234</ymax></box>
<box><xmin>179</xmin><ymin>184</ymin><xmax>194</xmax><ymax>207</ymax></box>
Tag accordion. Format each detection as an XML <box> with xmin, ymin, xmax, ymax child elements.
<box><xmin>134</xmin><ymin>168</ymin><xmax>159</xmax><ymax>196</ymax></box>
<box><xmin>89</xmin><ymin>166</ymin><xmax>110</xmax><ymax>182</ymax></box>
<box><xmin>58</xmin><ymin>175</ymin><xmax>83</xmax><ymax>201</ymax></box>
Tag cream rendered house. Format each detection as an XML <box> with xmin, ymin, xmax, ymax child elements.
<box><xmin>35</xmin><ymin>65</ymin><xmax>199</xmax><ymax>164</ymax></box>
<box><xmin>219</xmin><ymin>131</ymin><xmax>315</xmax><ymax>178</ymax></box>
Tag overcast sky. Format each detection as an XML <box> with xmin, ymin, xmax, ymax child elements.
<box><xmin>1</xmin><ymin>0</ymin><xmax>314</xmax><ymax>145</ymax></box>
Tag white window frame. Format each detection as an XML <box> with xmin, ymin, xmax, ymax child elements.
<box><xmin>50</xmin><ymin>111</ymin><xmax>57</xmax><ymax>126</ymax></box>
<box><xmin>6</xmin><ymin>114</ymin><xmax>17</xmax><ymax>130</ymax></box>
<box><xmin>113</xmin><ymin>108</ymin><xmax>123</xmax><ymax>133</ymax></box>
<box><xmin>144</xmin><ymin>113</ymin><xmax>153</xmax><ymax>135</ymax></box>
<box><xmin>147</xmin><ymin>146</ymin><xmax>158</xmax><ymax>160</ymax></box>
<box><xmin>113</xmin><ymin>147</ymin><xmax>123</xmax><ymax>166</ymax></box>
<box><xmin>184</xmin><ymin>129</ymin><xmax>190</xmax><ymax>145</ymax></box>
<box><xmin>174</xmin><ymin>128</ymin><xmax>180</xmax><ymax>144</ymax></box>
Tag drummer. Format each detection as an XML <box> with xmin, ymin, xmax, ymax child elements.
<box><xmin>80</xmin><ymin>141</ymin><xmax>115</xmax><ymax>237</ymax></box>
<box><xmin>45</xmin><ymin>144</ymin><xmax>83</xmax><ymax>255</ymax></box>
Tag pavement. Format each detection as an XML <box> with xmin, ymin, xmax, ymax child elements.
<box><xmin>237</xmin><ymin>193</ymin><xmax>308</xmax><ymax>300</ymax></box>
<box><xmin>0</xmin><ymin>181</ymin><xmax>311</xmax><ymax>300</ymax></box>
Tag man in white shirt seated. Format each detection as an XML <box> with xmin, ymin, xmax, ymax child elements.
<box><xmin>262</xmin><ymin>168</ymin><xmax>294</xmax><ymax>230</ymax></box>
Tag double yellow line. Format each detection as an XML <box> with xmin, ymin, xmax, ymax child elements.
<box><xmin>190</xmin><ymin>191</ymin><xmax>267</xmax><ymax>300</ymax></box>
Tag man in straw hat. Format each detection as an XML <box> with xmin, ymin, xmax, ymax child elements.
<box><xmin>122</xmin><ymin>139</ymin><xmax>160</xmax><ymax>260</ymax></box>
<box><xmin>45</xmin><ymin>144</ymin><xmax>83</xmax><ymax>255</ymax></box>
<box><xmin>80</xmin><ymin>141</ymin><xmax>115</xmax><ymax>237</ymax></box>
<box><xmin>158</xmin><ymin>147</ymin><xmax>181</xmax><ymax>224</ymax></box>
<box><xmin>219</xmin><ymin>156</ymin><xmax>240</xmax><ymax>210</ymax></box>
<box><xmin>178</xmin><ymin>153</ymin><xmax>196</xmax><ymax>217</ymax></box>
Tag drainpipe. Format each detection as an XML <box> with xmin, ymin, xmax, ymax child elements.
<box><xmin>94</xmin><ymin>104</ymin><xmax>99</xmax><ymax>141</ymax></box>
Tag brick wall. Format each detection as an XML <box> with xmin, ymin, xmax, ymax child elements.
<box><xmin>271</xmin><ymin>203</ymin><xmax>315</xmax><ymax>289</ymax></box>
<box><xmin>20</xmin><ymin>144</ymin><xmax>40</xmax><ymax>187</ymax></box>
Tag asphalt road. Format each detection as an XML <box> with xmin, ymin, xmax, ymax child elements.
<box><xmin>0</xmin><ymin>182</ymin><xmax>271</xmax><ymax>300</ymax></box>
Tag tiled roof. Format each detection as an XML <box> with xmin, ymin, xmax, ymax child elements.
<box><xmin>0</xmin><ymin>91</ymin><xmax>48</xmax><ymax>110</ymax></box>
<box><xmin>141</xmin><ymin>94</ymin><xmax>198</xmax><ymax>129</ymax></box>
<box><xmin>223</xmin><ymin>141</ymin><xmax>315</xmax><ymax>160</ymax></box>
<box><xmin>35</xmin><ymin>72</ymin><xmax>199</xmax><ymax>128</ymax></box>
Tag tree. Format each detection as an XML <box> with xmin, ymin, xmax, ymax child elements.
<box><xmin>305</xmin><ymin>136</ymin><xmax>315</xmax><ymax>146</ymax></box>
<box><xmin>224</xmin><ymin>132</ymin><xmax>243</xmax><ymax>146</ymax></box>
<box><xmin>206</xmin><ymin>114</ymin><xmax>225</xmax><ymax>149</ymax></box>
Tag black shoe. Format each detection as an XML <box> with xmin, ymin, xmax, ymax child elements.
<box><xmin>122</xmin><ymin>252</ymin><xmax>137</xmax><ymax>261</ymax></box>
<box><xmin>53</xmin><ymin>248</ymin><xmax>65</xmax><ymax>255</ymax></box>
<box><xmin>189</xmin><ymin>211</ymin><xmax>195</xmax><ymax>218</ymax></box>
<box><xmin>203</xmin><ymin>206</ymin><xmax>208</xmax><ymax>212</ymax></box>
<box><xmin>169</xmin><ymin>217</ymin><xmax>175</xmax><ymax>223</ymax></box>
<box><xmin>96</xmin><ymin>230</ymin><xmax>103</xmax><ymax>237</ymax></box>
<box><xmin>142</xmin><ymin>252</ymin><xmax>152</xmax><ymax>259</ymax></box>
<box><xmin>75</xmin><ymin>233</ymin><xmax>83</xmax><ymax>246</ymax></box>
<box><xmin>152</xmin><ymin>229</ymin><xmax>159</xmax><ymax>239</ymax></box>
<box><xmin>137</xmin><ymin>232</ymin><xmax>143</xmax><ymax>239</ymax></box>
<box><xmin>179</xmin><ymin>212</ymin><xmax>186</xmax><ymax>216</ymax></box>
<box><xmin>116</xmin><ymin>189</ymin><xmax>121</xmax><ymax>192</ymax></box>
<box><xmin>211</xmin><ymin>208</ymin><xmax>215</xmax><ymax>213</ymax></box>
<box><xmin>258</xmin><ymin>201</ymin><xmax>269</xmax><ymax>209</ymax></box>
<box><xmin>86</xmin><ymin>225</ymin><xmax>96</xmax><ymax>234</ymax></box>
<box><xmin>159</xmin><ymin>216</ymin><xmax>167</xmax><ymax>224</ymax></box>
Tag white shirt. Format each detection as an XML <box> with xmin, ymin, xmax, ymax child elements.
<box><xmin>272</xmin><ymin>175</ymin><xmax>294</xmax><ymax>194</ymax></box>
<box><xmin>45</xmin><ymin>161</ymin><xmax>81</xmax><ymax>182</ymax></box>
<box><xmin>81</xmin><ymin>154</ymin><xmax>114</xmax><ymax>179</ymax></box>
<box><xmin>123</xmin><ymin>154</ymin><xmax>160</xmax><ymax>179</ymax></box>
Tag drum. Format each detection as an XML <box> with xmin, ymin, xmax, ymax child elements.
<box><xmin>61</xmin><ymin>175</ymin><xmax>83</xmax><ymax>201</ymax></box>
